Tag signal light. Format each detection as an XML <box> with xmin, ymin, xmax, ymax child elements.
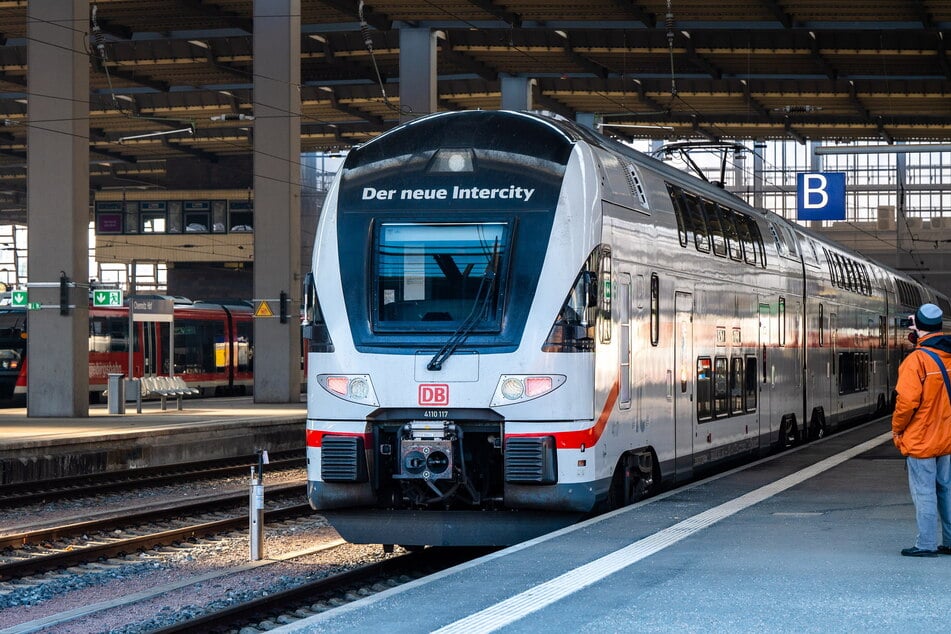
<box><xmin>279</xmin><ymin>290</ymin><xmax>288</xmax><ymax>324</ymax></box>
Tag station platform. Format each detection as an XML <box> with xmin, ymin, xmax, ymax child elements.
<box><xmin>276</xmin><ymin>416</ymin><xmax>951</xmax><ymax>633</ymax></box>
<box><xmin>0</xmin><ymin>397</ymin><xmax>306</xmax><ymax>485</ymax></box>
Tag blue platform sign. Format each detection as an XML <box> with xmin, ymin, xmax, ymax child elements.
<box><xmin>797</xmin><ymin>172</ymin><xmax>846</xmax><ymax>221</ymax></box>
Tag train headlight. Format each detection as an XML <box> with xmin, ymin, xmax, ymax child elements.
<box><xmin>317</xmin><ymin>374</ymin><xmax>379</xmax><ymax>406</ymax></box>
<box><xmin>500</xmin><ymin>377</ymin><xmax>524</xmax><ymax>400</ymax></box>
<box><xmin>490</xmin><ymin>374</ymin><xmax>566</xmax><ymax>406</ymax></box>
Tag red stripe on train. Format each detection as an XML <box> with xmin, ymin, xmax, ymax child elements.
<box><xmin>505</xmin><ymin>379</ymin><xmax>620</xmax><ymax>449</ymax></box>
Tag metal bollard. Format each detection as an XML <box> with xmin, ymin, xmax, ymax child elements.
<box><xmin>249</xmin><ymin>449</ymin><xmax>268</xmax><ymax>561</ymax></box>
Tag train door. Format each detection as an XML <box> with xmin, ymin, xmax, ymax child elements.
<box><xmin>140</xmin><ymin>321</ymin><xmax>160</xmax><ymax>376</ymax></box>
<box><xmin>758</xmin><ymin>303</ymin><xmax>773</xmax><ymax>440</ymax></box>
<box><xmin>674</xmin><ymin>291</ymin><xmax>693</xmax><ymax>478</ymax></box>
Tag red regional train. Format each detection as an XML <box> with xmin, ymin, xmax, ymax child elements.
<box><xmin>0</xmin><ymin>298</ymin><xmax>254</xmax><ymax>402</ymax></box>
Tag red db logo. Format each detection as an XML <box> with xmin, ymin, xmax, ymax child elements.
<box><xmin>418</xmin><ymin>384</ymin><xmax>449</xmax><ymax>406</ymax></box>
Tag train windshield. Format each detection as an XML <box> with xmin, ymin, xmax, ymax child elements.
<box><xmin>374</xmin><ymin>222</ymin><xmax>507</xmax><ymax>332</ymax></box>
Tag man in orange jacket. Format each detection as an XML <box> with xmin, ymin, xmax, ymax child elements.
<box><xmin>892</xmin><ymin>302</ymin><xmax>951</xmax><ymax>557</ymax></box>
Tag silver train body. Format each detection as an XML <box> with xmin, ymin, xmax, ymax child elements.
<box><xmin>302</xmin><ymin>110</ymin><xmax>950</xmax><ymax>546</ymax></box>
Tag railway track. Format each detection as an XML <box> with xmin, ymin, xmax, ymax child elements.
<box><xmin>0</xmin><ymin>483</ymin><xmax>308</xmax><ymax>580</ymax></box>
<box><xmin>149</xmin><ymin>547</ymin><xmax>495</xmax><ymax>634</ymax></box>
<box><xmin>0</xmin><ymin>451</ymin><xmax>305</xmax><ymax>507</ymax></box>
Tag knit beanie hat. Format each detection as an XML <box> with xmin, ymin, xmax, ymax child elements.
<box><xmin>915</xmin><ymin>303</ymin><xmax>943</xmax><ymax>332</ymax></box>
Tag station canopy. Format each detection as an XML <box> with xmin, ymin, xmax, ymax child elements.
<box><xmin>0</xmin><ymin>0</ymin><xmax>948</xmax><ymax>221</ymax></box>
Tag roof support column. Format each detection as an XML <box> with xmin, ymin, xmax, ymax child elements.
<box><xmin>399</xmin><ymin>27</ymin><xmax>437</xmax><ymax>122</ymax></box>
<box><xmin>253</xmin><ymin>0</ymin><xmax>301</xmax><ymax>403</ymax></box>
<box><xmin>26</xmin><ymin>0</ymin><xmax>90</xmax><ymax>417</ymax></box>
<box><xmin>501</xmin><ymin>76</ymin><xmax>535</xmax><ymax>111</ymax></box>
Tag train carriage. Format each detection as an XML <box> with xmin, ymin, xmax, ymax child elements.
<box><xmin>0</xmin><ymin>299</ymin><xmax>254</xmax><ymax>401</ymax></box>
<box><xmin>302</xmin><ymin>109</ymin><xmax>951</xmax><ymax>547</ymax></box>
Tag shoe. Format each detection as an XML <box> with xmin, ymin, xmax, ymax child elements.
<box><xmin>938</xmin><ymin>545</ymin><xmax>951</xmax><ymax>555</ymax></box>
<box><xmin>901</xmin><ymin>547</ymin><xmax>939</xmax><ymax>557</ymax></box>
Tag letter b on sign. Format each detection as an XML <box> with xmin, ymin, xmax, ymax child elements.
<box><xmin>797</xmin><ymin>172</ymin><xmax>845</xmax><ymax>221</ymax></box>
<box><xmin>419</xmin><ymin>384</ymin><xmax>449</xmax><ymax>406</ymax></box>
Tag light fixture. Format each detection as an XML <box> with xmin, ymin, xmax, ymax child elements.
<box><xmin>118</xmin><ymin>127</ymin><xmax>194</xmax><ymax>143</ymax></box>
<box><xmin>308</xmin><ymin>34</ymin><xmax>327</xmax><ymax>44</ymax></box>
<box><xmin>210</xmin><ymin>113</ymin><xmax>254</xmax><ymax>121</ymax></box>
<box><xmin>187</xmin><ymin>39</ymin><xmax>209</xmax><ymax>49</ymax></box>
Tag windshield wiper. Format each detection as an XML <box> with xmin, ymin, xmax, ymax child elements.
<box><xmin>426</xmin><ymin>240</ymin><xmax>500</xmax><ymax>371</ymax></box>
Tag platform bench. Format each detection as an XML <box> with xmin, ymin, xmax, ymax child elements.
<box><xmin>138</xmin><ymin>376</ymin><xmax>200</xmax><ymax>412</ymax></box>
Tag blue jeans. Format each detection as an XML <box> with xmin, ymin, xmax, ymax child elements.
<box><xmin>907</xmin><ymin>455</ymin><xmax>951</xmax><ymax>550</ymax></box>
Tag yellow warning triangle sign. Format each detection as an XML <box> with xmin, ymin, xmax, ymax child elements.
<box><xmin>255</xmin><ymin>301</ymin><xmax>274</xmax><ymax>317</ymax></box>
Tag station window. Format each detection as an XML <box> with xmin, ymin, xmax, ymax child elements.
<box><xmin>229</xmin><ymin>201</ymin><xmax>254</xmax><ymax>232</ymax></box>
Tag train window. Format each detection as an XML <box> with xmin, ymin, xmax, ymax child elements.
<box><xmin>768</xmin><ymin>223</ymin><xmax>785</xmax><ymax>255</ymax></box>
<box><xmin>832</xmin><ymin>254</ymin><xmax>847</xmax><ymax>290</ymax></box>
<box><xmin>684</xmin><ymin>193</ymin><xmax>710</xmax><ymax>253</ymax></box>
<box><xmin>703</xmin><ymin>201</ymin><xmax>727</xmax><ymax>257</ymax></box>
<box><xmin>730</xmin><ymin>357</ymin><xmax>745</xmax><ymax>414</ymax></box>
<box><xmin>748</xmin><ymin>221</ymin><xmax>767</xmax><ymax>268</ymax></box>
<box><xmin>650</xmin><ymin>273</ymin><xmax>659</xmax><ymax>346</ymax></box>
<box><xmin>735</xmin><ymin>215</ymin><xmax>756</xmax><ymax>265</ymax></box>
<box><xmin>236</xmin><ymin>319</ymin><xmax>253</xmax><ymax>371</ymax></box>
<box><xmin>744</xmin><ymin>356</ymin><xmax>757</xmax><ymax>412</ymax></box>
<box><xmin>696</xmin><ymin>357</ymin><xmax>713</xmax><ymax>421</ymax></box>
<box><xmin>719</xmin><ymin>207</ymin><xmax>742</xmax><ymax>261</ymax></box>
<box><xmin>89</xmin><ymin>316</ymin><xmax>130</xmax><ymax>353</ymax></box>
<box><xmin>599</xmin><ymin>250</ymin><xmax>612</xmax><ymax>344</ymax></box>
<box><xmin>713</xmin><ymin>356</ymin><xmax>729</xmax><ymax>417</ymax></box>
<box><xmin>667</xmin><ymin>184</ymin><xmax>689</xmax><ymax>248</ymax></box>
<box><xmin>174</xmin><ymin>319</ymin><xmax>223</xmax><ymax>374</ymax></box>
<box><xmin>838</xmin><ymin>352</ymin><xmax>869</xmax><ymax>394</ymax></box>
<box><xmin>843</xmin><ymin>258</ymin><xmax>857</xmax><ymax>292</ymax></box>
<box><xmin>374</xmin><ymin>222</ymin><xmax>507</xmax><ymax>332</ymax></box>
<box><xmin>878</xmin><ymin>315</ymin><xmax>887</xmax><ymax>348</ymax></box>
<box><xmin>822</xmin><ymin>248</ymin><xmax>836</xmax><ymax>286</ymax></box>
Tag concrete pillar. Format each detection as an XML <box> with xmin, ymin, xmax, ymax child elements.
<box><xmin>501</xmin><ymin>76</ymin><xmax>535</xmax><ymax>111</ymax></box>
<box><xmin>253</xmin><ymin>0</ymin><xmax>301</xmax><ymax>402</ymax></box>
<box><xmin>26</xmin><ymin>0</ymin><xmax>90</xmax><ymax>416</ymax></box>
<box><xmin>399</xmin><ymin>27</ymin><xmax>437</xmax><ymax>122</ymax></box>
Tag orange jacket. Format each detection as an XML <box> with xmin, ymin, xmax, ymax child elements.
<box><xmin>892</xmin><ymin>332</ymin><xmax>951</xmax><ymax>458</ymax></box>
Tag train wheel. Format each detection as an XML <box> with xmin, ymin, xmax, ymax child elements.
<box><xmin>780</xmin><ymin>417</ymin><xmax>798</xmax><ymax>449</ymax></box>
<box><xmin>808</xmin><ymin>409</ymin><xmax>827</xmax><ymax>441</ymax></box>
<box><xmin>608</xmin><ymin>451</ymin><xmax>655</xmax><ymax>510</ymax></box>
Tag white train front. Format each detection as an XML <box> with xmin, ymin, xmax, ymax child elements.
<box><xmin>301</xmin><ymin>110</ymin><xmax>948</xmax><ymax>547</ymax></box>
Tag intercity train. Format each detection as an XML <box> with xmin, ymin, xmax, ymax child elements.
<box><xmin>302</xmin><ymin>109</ymin><xmax>951</xmax><ymax>547</ymax></box>
<box><xmin>0</xmin><ymin>299</ymin><xmax>254</xmax><ymax>401</ymax></box>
